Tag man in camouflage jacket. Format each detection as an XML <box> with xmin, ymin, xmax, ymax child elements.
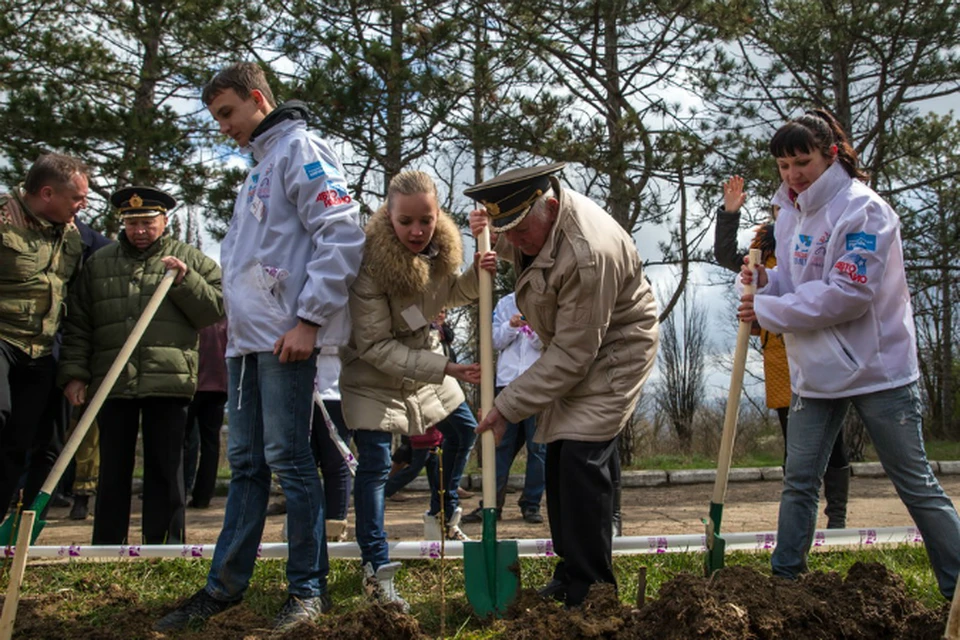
<box><xmin>0</xmin><ymin>153</ymin><xmax>89</xmax><ymax>514</ymax></box>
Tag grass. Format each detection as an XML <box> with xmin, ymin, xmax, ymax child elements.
<box><xmin>1</xmin><ymin>544</ymin><xmax>945</xmax><ymax>639</ymax></box>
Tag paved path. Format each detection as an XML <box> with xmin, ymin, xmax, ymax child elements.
<box><xmin>34</xmin><ymin>473</ymin><xmax>960</xmax><ymax>547</ymax></box>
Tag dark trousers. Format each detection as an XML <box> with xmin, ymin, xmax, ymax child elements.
<box><xmin>94</xmin><ymin>397</ymin><xmax>189</xmax><ymax>544</ymax></box>
<box><xmin>22</xmin><ymin>394</ymin><xmax>71</xmax><ymax>517</ymax></box>
<box><xmin>545</xmin><ymin>436</ymin><xmax>620</xmax><ymax>607</ymax></box>
<box><xmin>310</xmin><ymin>399</ymin><xmax>352</xmax><ymax>520</ymax></box>
<box><xmin>0</xmin><ymin>340</ymin><xmax>56</xmax><ymax>513</ymax></box>
<box><xmin>183</xmin><ymin>391</ymin><xmax>227</xmax><ymax>508</ymax></box>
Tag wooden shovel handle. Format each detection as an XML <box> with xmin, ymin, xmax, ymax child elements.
<box><xmin>478</xmin><ymin>227</ymin><xmax>496</xmax><ymax>507</ymax></box>
<box><xmin>711</xmin><ymin>249</ymin><xmax>761</xmax><ymax>505</ymax></box>
<box><xmin>40</xmin><ymin>269</ymin><xmax>177</xmax><ymax>496</ymax></box>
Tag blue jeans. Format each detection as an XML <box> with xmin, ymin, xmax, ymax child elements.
<box><xmin>494</xmin><ymin>387</ymin><xmax>545</xmax><ymax>511</ymax></box>
<box><xmin>206</xmin><ymin>353</ymin><xmax>326</xmax><ymax>600</ymax></box>
<box><xmin>772</xmin><ymin>382</ymin><xmax>960</xmax><ymax>598</ymax></box>
<box><xmin>384</xmin><ymin>447</ymin><xmax>438</xmax><ymax>498</ymax></box>
<box><xmin>353</xmin><ymin>430</ymin><xmax>393</xmax><ymax>570</ymax></box>
<box><xmin>429</xmin><ymin>402</ymin><xmax>477</xmax><ymax>518</ymax></box>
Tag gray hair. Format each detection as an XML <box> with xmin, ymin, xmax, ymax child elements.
<box><xmin>526</xmin><ymin>187</ymin><xmax>555</xmax><ymax>222</ymax></box>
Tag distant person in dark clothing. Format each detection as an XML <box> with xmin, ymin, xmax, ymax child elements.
<box><xmin>184</xmin><ymin>317</ymin><xmax>228</xmax><ymax>509</ymax></box>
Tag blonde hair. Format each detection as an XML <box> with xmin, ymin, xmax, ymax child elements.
<box><xmin>387</xmin><ymin>170</ymin><xmax>438</xmax><ymax>212</ymax></box>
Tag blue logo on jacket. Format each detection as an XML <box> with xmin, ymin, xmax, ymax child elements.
<box><xmin>304</xmin><ymin>159</ymin><xmax>342</xmax><ymax>181</ymax></box>
<box><xmin>845</xmin><ymin>232</ymin><xmax>876</xmax><ymax>251</ymax></box>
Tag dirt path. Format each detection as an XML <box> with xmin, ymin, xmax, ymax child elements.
<box><xmin>34</xmin><ymin>475</ymin><xmax>959</xmax><ymax>547</ymax></box>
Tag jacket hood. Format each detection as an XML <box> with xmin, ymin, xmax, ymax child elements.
<box><xmin>249</xmin><ymin>100</ymin><xmax>311</xmax><ymax>143</ymax></box>
<box><xmin>362</xmin><ymin>205</ymin><xmax>463</xmax><ymax>299</ymax></box>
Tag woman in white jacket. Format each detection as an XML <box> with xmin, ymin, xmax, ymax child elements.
<box><xmin>739</xmin><ymin>109</ymin><xmax>960</xmax><ymax>598</ymax></box>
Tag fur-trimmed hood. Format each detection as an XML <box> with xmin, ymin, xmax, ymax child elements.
<box><xmin>361</xmin><ymin>205</ymin><xmax>464</xmax><ymax>299</ymax></box>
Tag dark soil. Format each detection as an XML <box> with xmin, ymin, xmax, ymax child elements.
<box><xmin>500</xmin><ymin>562</ymin><xmax>948</xmax><ymax>640</ymax></box>
<box><xmin>3</xmin><ymin>562</ymin><xmax>947</xmax><ymax>638</ymax></box>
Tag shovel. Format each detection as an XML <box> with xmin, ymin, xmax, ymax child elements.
<box><xmin>704</xmin><ymin>249</ymin><xmax>760</xmax><ymax>575</ymax></box>
<box><xmin>0</xmin><ymin>269</ymin><xmax>177</xmax><ymax>546</ymax></box>
<box><xmin>945</xmin><ymin>582</ymin><xmax>960</xmax><ymax>639</ymax></box>
<box><xmin>464</xmin><ymin>226</ymin><xmax>519</xmax><ymax>617</ymax></box>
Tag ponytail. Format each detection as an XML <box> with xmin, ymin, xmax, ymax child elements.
<box><xmin>769</xmin><ymin>108</ymin><xmax>869</xmax><ymax>182</ymax></box>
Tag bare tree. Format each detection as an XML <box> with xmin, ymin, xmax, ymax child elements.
<box><xmin>654</xmin><ymin>286</ymin><xmax>709</xmax><ymax>451</ymax></box>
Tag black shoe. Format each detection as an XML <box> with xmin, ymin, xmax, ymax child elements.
<box><xmin>461</xmin><ymin>506</ymin><xmax>500</xmax><ymax>524</ymax></box>
<box><xmin>69</xmin><ymin>495</ymin><xmax>89</xmax><ymax>520</ymax></box>
<box><xmin>266</xmin><ymin>498</ymin><xmax>287</xmax><ymax>516</ymax></box>
<box><xmin>537</xmin><ymin>579</ymin><xmax>567</xmax><ymax>602</ymax></box>
<box><xmin>187</xmin><ymin>498</ymin><xmax>210</xmax><ymax>509</ymax></box>
<box><xmin>522</xmin><ymin>508</ymin><xmax>544</xmax><ymax>524</ymax></box>
<box><xmin>153</xmin><ymin>589</ymin><xmax>240</xmax><ymax>632</ymax></box>
<box><xmin>461</xmin><ymin>507</ymin><xmax>483</xmax><ymax>524</ymax></box>
<box><xmin>50</xmin><ymin>492</ymin><xmax>72</xmax><ymax>508</ymax></box>
<box><xmin>273</xmin><ymin>594</ymin><xmax>331</xmax><ymax>631</ymax></box>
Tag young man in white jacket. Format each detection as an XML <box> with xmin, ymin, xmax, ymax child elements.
<box><xmin>156</xmin><ymin>62</ymin><xmax>364</xmax><ymax>633</ymax></box>
<box><xmin>739</xmin><ymin>109</ymin><xmax>960</xmax><ymax>599</ymax></box>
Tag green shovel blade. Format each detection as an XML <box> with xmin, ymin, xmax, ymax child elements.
<box><xmin>0</xmin><ymin>492</ymin><xmax>50</xmax><ymax>549</ymax></box>
<box><xmin>704</xmin><ymin>501</ymin><xmax>726</xmax><ymax>575</ymax></box>
<box><xmin>463</xmin><ymin>508</ymin><xmax>519</xmax><ymax>618</ymax></box>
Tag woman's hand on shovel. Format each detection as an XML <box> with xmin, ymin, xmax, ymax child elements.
<box><xmin>476</xmin><ymin>405</ymin><xmax>508</xmax><ymax>445</ymax></box>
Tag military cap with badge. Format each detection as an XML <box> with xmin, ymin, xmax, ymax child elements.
<box><xmin>111</xmin><ymin>186</ymin><xmax>177</xmax><ymax>219</ymax></box>
<box><xmin>463</xmin><ymin>162</ymin><xmax>566</xmax><ymax>231</ymax></box>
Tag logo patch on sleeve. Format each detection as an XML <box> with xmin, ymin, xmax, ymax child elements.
<box><xmin>834</xmin><ymin>254</ymin><xmax>868</xmax><ymax>283</ymax></box>
<box><xmin>315</xmin><ymin>183</ymin><xmax>352</xmax><ymax>206</ymax></box>
<box><xmin>845</xmin><ymin>232</ymin><xmax>876</xmax><ymax>251</ymax></box>
<box><xmin>304</xmin><ymin>158</ymin><xmax>342</xmax><ymax>181</ymax></box>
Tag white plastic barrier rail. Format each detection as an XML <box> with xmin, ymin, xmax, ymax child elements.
<box><xmin>9</xmin><ymin>527</ymin><xmax>924</xmax><ymax>560</ymax></box>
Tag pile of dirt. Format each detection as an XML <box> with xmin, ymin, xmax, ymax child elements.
<box><xmin>3</xmin><ymin>562</ymin><xmax>947</xmax><ymax>638</ymax></box>
<box><xmin>500</xmin><ymin>562</ymin><xmax>948</xmax><ymax>640</ymax></box>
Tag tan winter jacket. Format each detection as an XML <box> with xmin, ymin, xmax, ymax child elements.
<box><xmin>339</xmin><ymin>206</ymin><xmax>479</xmax><ymax>435</ymax></box>
<box><xmin>495</xmin><ymin>178</ymin><xmax>659</xmax><ymax>443</ymax></box>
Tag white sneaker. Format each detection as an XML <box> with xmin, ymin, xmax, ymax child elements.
<box><xmin>326</xmin><ymin>519</ymin><xmax>348</xmax><ymax>543</ymax></box>
<box><xmin>445</xmin><ymin>507</ymin><xmax>470</xmax><ymax>541</ymax></box>
<box><xmin>362</xmin><ymin>562</ymin><xmax>410</xmax><ymax>613</ymax></box>
<box><xmin>423</xmin><ymin>508</ymin><xmax>471</xmax><ymax>541</ymax></box>
<box><xmin>423</xmin><ymin>511</ymin><xmax>443</xmax><ymax>540</ymax></box>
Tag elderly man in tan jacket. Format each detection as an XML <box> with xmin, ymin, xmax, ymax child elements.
<box><xmin>467</xmin><ymin>163</ymin><xmax>659</xmax><ymax>608</ymax></box>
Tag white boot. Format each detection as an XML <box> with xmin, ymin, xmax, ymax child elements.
<box><xmin>326</xmin><ymin>519</ymin><xmax>348</xmax><ymax>543</ymax></box>
<box><xmin>363</xmin><ymin>562</ymin><xmax>410</xmax><ymax>613</ymax></box>
<box><xmin>445</xmin><ymin>507</ymin><xmax>470</xmax><ymax>541</ymax></box>
<box><xmin>423</xmin><ymin>511</ymin><xmax>443</xmax><ymax>540</ymax></box>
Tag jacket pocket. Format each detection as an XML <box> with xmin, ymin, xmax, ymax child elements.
<box><xmin>788</xmin><ymin>327</ymin><xmax>859</xmax><ymax>394</ymax></box>
<box><xmin>256</xmin><ymin>264</ymin><xmax>289</xmax><ymax>315</ymax></box>
<box><xmin>0</xmin><ymin>231</ymin><xmax>38</xmax><ymax>278</ymax></box>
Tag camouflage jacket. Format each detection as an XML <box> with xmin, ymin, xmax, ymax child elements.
<box><xmin>0</xmin><ymin>189</ymin><xmax>82</xmax><ymax>358</ymax></box>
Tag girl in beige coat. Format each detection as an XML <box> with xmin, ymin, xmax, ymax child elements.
<box><xmin>340</xmin><ymin>171</ymin><xmax>494</xmax><ymax>609</ymax></box>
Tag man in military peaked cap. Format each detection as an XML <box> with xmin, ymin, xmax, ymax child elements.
<box><xmin>111</xmin><ymin>186</ymin><xmax>178</xmax><ymax>218</ymax></box>
<box><xmin>58</xmin><ymin>184</ymin><xmax>223</xmax><ymax>548</ymax></box>
<box><xmin>468</xmin><ymin>163</ymin><xmax>660</xmax><ymax>608</ymax></box>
